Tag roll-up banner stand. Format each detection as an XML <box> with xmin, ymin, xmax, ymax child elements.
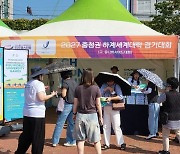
<box><xmin>4</xmin><ymin>49</ymin><xmax>28</xmax><ymax>122</ymax></box>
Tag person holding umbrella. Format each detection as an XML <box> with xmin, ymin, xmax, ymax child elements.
<box><xmin>138</xmin><ymin>69</ymin><xmax>163</xmax><ymax>140</ymax></box>
<box><xmin>96</xmin><ymin>73</ymin><xmax>127</xmax><ymax>150</ymax></box>
<box><xmin>128</xmin><ymin>69</ymin><xmax>142</xmax><ymax>89</ymax></box>
<box><xmin>15</xmin><ymin>66</ymin><xmax>57</xmax><ymax>154</ymax></box>
<box><xmin>157</xmin><ymin>77</ymin><xmax>180</xmax><ymax>154</ymax></box>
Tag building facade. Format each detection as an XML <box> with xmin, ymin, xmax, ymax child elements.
<box><xmin>0</xmin><ymin>0</ymin><xmax>13</xmax><ymax>19</ymax></box>
<box><xmin>120</xmin><ymin>0</ymin><xmax>131</xmax><ymax>11</ymax></box>
<box><xmin>120</xmin><ymin>0</ymin><xmax>165</xmax><ymax>21</ymax></box>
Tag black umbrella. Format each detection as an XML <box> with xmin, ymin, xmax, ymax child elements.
<box><xmin>45</xmin><ymin>61</ymin><xmax>76</xmax><ymax>74</ymax></box>
<box><xmin>95</xmin><ymin>72</ymin><xmax>131</xmax><ymax>96</ymax></box>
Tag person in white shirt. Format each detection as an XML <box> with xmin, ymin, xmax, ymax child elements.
<box><xmin>15</xmin><ymin>66</ymin><xmax>57</xmax><ymax>154</ymax></box>
<box><xmin>128</xmin><ymin>70</ymin><xmax>142</xmax><ymax>89</ymax></box>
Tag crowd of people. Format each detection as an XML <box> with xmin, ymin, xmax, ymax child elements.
<box><xmin>14</xmin><ymin>65</ymin><xmax>180</xmax><ymax>154</ymax></box>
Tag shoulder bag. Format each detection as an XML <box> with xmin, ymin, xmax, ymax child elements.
<box><xmin>111</xmin><ymin>84</ymin><xmax>125</xmax><ymax>110</ymax></box>
<box><xmin>56</xmin><ymin>97</ymin><xmax>65</xmax><ymax>112</ymax></box>
<box><xmin>112</xmin><ymin>99</ymin><xmax>125</xmax><ymax>111</ymax></box>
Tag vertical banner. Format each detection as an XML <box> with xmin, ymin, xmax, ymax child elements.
<box><xmin>4</xmin><ymin>49</ymin><xmax>28</xmax><ymax>121</ymax></box>
<box><xmin>0</xmin><ymin>48</ymin><xmax>3</xmax><ymax>121</ymax></box>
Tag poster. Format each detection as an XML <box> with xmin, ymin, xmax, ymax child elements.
<box><xmin>127</xmin><ymin>89</ymin><xmax>148</xmax><ymax>105</ymax></box>
<box><xmin>0</xmin><ymin>48</ymin><xmax>3</xmax><ymax>121</ymax></box>
<box><xmin>4</xmin><ymin>49</ymin><xmax>28</xmax><ymax>121</ymax></box>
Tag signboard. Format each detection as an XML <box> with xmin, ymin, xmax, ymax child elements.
<box><xmin>127</xmin><ymin>90</ymin><xmax>148</xmax><ymax>105</ymax></box>
<box><xmin>4</xmin><ymin>49</ymin><xmax>28</xmax><ymax>121</ymax></box>
<box><xmin>0</xmin><ymin>35</ymin><xmax>178</xmax><ymax>59</ymax></box>
<box><xmin>0</xmin><ymin>48</ymin><xmax>3</xmax><ymax>121</ymax></box>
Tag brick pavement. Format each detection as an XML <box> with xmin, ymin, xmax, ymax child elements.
<box><xmin>0</xmin><ymin>107</ymin><xmax>179</xmax><ymax>154</ymax></box>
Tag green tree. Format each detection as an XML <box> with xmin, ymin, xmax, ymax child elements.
<box><xmin>146</xmin><ymin>0</ymin><xmax>180</xmax><ymax>35</ymax></box>
<box><xmin>2</xmin><ymin>18</ymin><xmax>49</xmax><ymax>30</ymax></box>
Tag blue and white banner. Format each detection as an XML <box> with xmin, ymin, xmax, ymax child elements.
<box><xmin>4</xmin><ymin>49</ymin><xmax>28</xmax><ymax>121</ymax></box>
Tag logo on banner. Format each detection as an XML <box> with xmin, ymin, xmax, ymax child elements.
<box><xmin>1</xmin><ymin>40</ymin><xmax>35</xmax><ymax>55</ymax></box>
<box><xmin>36</xmin><ymin>40</ymin><xmax>56</xmax><ymax>55</ymax></box>
<box><xmin>43</xmin><ymin>41</ymin><xmax>50</xmax><ymax>48</ymax></box>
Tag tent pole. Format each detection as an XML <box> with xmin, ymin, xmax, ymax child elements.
<box><xmin>178</xmin><ymin>41</ymin><xmax>180</xmax><ymax>92</ymax></box>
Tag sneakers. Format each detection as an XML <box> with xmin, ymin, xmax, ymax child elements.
<box><xmin>146</xmin><ymin>134</ymin><xmax>156</xmax><ymax>140</ymax></box>
<box><xmin>158</xmin><ymin>150</ymin><xmax>170</xmax><ymax>154</ymax></box>
<box><xmin>101</xmin><ymin>144</ymin><xmax>110</xmax><ymax>150</ymax></box>
<box><xmin>64</xmin><ymin>142</ymin><xmax>76</xmax><ymax>147</ymax></box>
<box><xmin>52</xmin><ymin>144</ymin><xmax>57</xmax><ymax>147</ymax></box>
<box><xmin>120</xmin><ymin>143</ymin><xmax>126</xmax><ymax>150</ymax></box>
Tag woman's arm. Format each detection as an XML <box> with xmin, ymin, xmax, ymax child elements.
<box><xmin>73</xmin><ymin>98</ymin><xmax>78</xmax><ymax>120</ymax></box>
<box><xmin>61</xmin><ymin>88</ymin><xmax>67</xmax><ymax>98</ymax></box>
<box><xmin>141</xmin><ymin>87</ymin><xmax>152</xmax><ymax>94</ymax></box>
<box><xmin>37</xmin><ymin>91</ymin><xmax>57</xmax><ymax>102</ymax></box>
<box><xmin>96</xmin><ymin>97</ymin><xmax>103</xmax><ymax>126</ymax></box>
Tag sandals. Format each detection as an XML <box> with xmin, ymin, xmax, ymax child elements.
<box><xmin>101</xmin><ymin>143</ymin><xmax>126</xmax><ymax>150</ymax></box>
<box><xmin>101</xmin><ymin>144</ymin><xmax>110</xmax><ymax>150</ymax></box>
<box><xmin>120</xmin><ymin>143</ymin><xmax>126</xmax><ymax>150</ymax></box>
<box><xmin>158</xmin><ymin>150</ymin><xmax>170</xmax><ymax>154</ymax></box>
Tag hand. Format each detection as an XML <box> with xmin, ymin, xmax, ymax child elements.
<box><xmin>99</xmin><ymin>117</ymin><xmax>103</xmax><ymax>126</ymax></box>
<box><xmin>141</xmin><ymin>89</ymin><xmax>145</xmax><ymax>92</ymax></box>
<box><xmin>106</xmin><ymin>97</ymin><xmax>111</xmax><ymax>102</ymax></box>
<box><xmin>73</xmin><ymin>114</ymin><xmax>76</xmax><ymax>121</ymax></box>
<box><xmin>45</xmin><ymin>86</ymin><xmax>49</xmax><ymax>91</ymax></box>
<box><xmin>51</xmin><ymin>91</ymin><xmax>58</xmax><ymax>97</ymax></box>
<box><xmin>104</xmin><ymin>87</ymin><xmax>114</xmax><ymax>93</ymax></box>
<box><xmin>133</xmin><ymin>85</ymin><xmax>139</xmax><ymax>89</ymax></box>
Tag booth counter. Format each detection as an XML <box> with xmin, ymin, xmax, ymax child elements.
<box><xmin>121</xmin><ymin>89</ymin><xmax>149</xmax><ymax>135</ymax></box>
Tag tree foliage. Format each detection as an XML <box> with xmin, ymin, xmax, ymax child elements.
<box><xmin>2</xmin><ymin>18</ymin><xmax>49</xmax><ymax>30</ymax></box>
<box><xmin>146</xmin><ymin>0</ymin><xmax>180</xmax><ymax>35</ymax></box>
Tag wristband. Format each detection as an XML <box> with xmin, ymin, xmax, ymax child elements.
<box><xmin>73</xmin><ymin>112</ymin><xmax>77</xmax><ymax>115</ymax></box>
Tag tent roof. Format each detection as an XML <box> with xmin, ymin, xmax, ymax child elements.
<box><xmin>48</xmin><ymin>0</ymin><xmax>141</xmax><ymax>24</ymax></box>
<box><xmin>0</xmin><ymin>20</ymin><xmax>10</xmax><ymax>28</ymax></box>
<box><xmin>0</xmin><ymin>20</ymin><xmax>17</xmax><ymax>36</ymax></box>
<box><xmin>21</xmin><ymin>0</ymin><xmax>163</xmax><ymax>36</ymax></box>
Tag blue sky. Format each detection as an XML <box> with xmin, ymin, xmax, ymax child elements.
<box><xmin>13</xmin><ymin>0</ymin><xmax>129</xmax><ymax>20</ymax></box>
<box><xmin>13</xmin><ymin>0</ymin><xmax>74</xmax><ymax>19</ymax></box>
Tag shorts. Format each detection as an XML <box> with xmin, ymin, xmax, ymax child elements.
<box><xmin>74</xmin><ymin>113</ymin><xmax>101</xmax><ymax>143</ymax></box>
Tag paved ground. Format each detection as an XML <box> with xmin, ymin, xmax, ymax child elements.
<box><xmin>0</xmin><ymin>107</ymin><xmax>179</xmax><ymax>154</ymax></box>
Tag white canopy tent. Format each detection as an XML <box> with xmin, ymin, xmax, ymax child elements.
<box><xmin>0</xmin><ymin>20</ymin><xmax>17</xmax><ymax>36</ymax></box>
<box><xmin>21</xmin><ymin>0</ymin><xmax>163</xmax><ymax>36</ymax></box>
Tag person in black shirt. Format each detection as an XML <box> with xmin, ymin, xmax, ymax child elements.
<box><xmin>157</xmin><ymin>77</ymin><xmax>180</xmax><ymax>154</ymax></box>
<box><xmin>52</xmin><ymin>70</ymin><xmax>77</xmax><ymax>147</ymax></box>
<box><xmin>141</xmin><ymin>80</ymin><xmax>160</xmax><ymax>140</ymax></box>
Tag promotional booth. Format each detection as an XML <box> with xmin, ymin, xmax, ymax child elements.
<box><xmin>0</xmin><ymin>0</ymin><xmax>179</xmax><ymax>135</ymax></box>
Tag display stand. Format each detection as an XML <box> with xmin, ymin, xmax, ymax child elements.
<box><xmin>121</xmin><ymin>90</ymin><xmax>149</xmax><ymax>135</ymax></box>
